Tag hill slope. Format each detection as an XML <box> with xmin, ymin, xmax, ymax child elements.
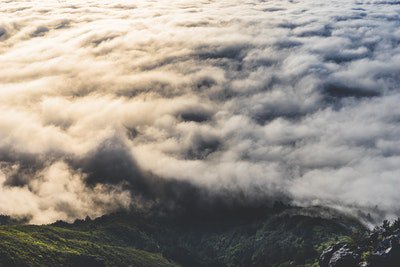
<box><xmin>0</xmin><ymin>206</ymin><xmax>364</xmax><ymax>267</ymax></box>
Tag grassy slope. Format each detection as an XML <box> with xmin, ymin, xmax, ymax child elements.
<box><xmin>0</xmin><ymin>206</ymin><xmax>365</xmax><ymax>267</ymax></box>
<box><xmin>0</xmin><ymin>224</ymin><xmax>177</xmax><ymax>267</ymax></box>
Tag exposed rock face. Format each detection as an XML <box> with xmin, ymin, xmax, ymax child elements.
<box><xmin>320</xmin><ymin>243</ymin><xmax>344</xmax><ymax>267</ymax></box>
<box><xmin>320</xmin><ymin>229</ymin><xmax>400</xmax><ymax>267</ymax></box>
<box><xmin>329</xmin><ymin>245</ymin><xmax>359</xmax><ymax>267</ymax></box>
<box><xmin>319</xmin><ymin>244</ymin><xmax>359</xmax><ymax>267</ymax></box>
<box><xmin>369</xmin><ymin>234</ymin><xmax>400</xmax><ymax>267</ymax></box>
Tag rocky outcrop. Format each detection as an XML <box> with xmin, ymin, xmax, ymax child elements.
<box><xmin>320</xmin><ymin>226</ymin><xmax>400</xmax><ymax>267</ymax></box>
<box><xmin>369</xmin><ymin>234</ymin><xmax>400</xmax><ymax>267</ymax></box>
<box><xmin>319</xmin><ymin>244</ymin><xmax>359</xmax><ymax>267</ymax></box>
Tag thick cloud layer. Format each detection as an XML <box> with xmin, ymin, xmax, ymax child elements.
<box><xmin>1</xmin><ymin>0</ymin><xmax>400</xmax><ymax>224</ymax></box>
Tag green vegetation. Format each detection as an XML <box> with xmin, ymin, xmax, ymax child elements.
<box><xmin>0</xmin><ymin>224</ymin><xmax>176</xmax><ymax>267</ymax></box>
<box><xmin>0</xmin><ymin>206</ymin><xmax>365</xmax><ymax>267</ymax></box>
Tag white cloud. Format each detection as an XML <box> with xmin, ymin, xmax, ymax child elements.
<box><xmin>0</xmin><ymin>0</ymin><xmax>400</xmax><ymax>223</ymax></box>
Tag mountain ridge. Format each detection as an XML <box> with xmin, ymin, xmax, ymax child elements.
<box><xmin>0</xmin><ymin>205</ymin><xmax>365</xmax><ymax>267</ymax></box>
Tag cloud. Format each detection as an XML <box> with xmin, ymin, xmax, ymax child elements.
<box><xmin>0</xmin><ymin>161</ymin><xmax>131</xmax><ymax>224</ymax></box>
<box><xmin>0</xmin><ymin>0</ymin><xmax>400</xmax><ymax>223</ymax></box>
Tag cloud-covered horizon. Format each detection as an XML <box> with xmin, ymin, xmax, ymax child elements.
<box><xmin>1</xmin><ymin>0</ymin><xmax>400</xmax><ymax>224</ymax></box>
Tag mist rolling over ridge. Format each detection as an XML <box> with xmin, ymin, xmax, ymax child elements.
<box><xmin>1</xmin><ymin>0</ymin><xmax>400</xmax><ymax>225</ymax></box>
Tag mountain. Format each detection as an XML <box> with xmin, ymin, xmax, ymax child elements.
<box><xmin>0</xmin><ymin>205</ymin><xmax>365</xmax><ymax>267</ymax></box>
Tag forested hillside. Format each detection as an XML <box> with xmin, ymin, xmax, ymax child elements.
<box><xmin>0</xmin><ymin>206</ymin><xmax>364</xmax><ymax>267</ymax></box>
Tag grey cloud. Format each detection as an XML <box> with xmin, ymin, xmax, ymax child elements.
<box><xmin>0</xmin><ymin>27</ymin><xmax>8</xmax><ymax>40</ymax></box>
<box><xmin>184</xmin><ymin>133</ymin><xmax>221</xmax><ymax>160</ymax></box>
<box><xmin>323</xmin><ymin>82</ymin><xmax>381</xmax><ymax>99</ymax></box>
<box><xmin>178</xmin><ymin>108</ymin><xmax>213</xmax><ymax>123</ymax></box>
<box><xmin>31</xmin><ymin>26</ymin><xmax>49</xmax><ymax>37</ymax></box>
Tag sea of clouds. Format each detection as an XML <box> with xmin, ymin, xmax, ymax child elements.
<box><xmin>1</xmin><ymin>0</ymin><xmax>400</xmax><ymax>224</ymax></box>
